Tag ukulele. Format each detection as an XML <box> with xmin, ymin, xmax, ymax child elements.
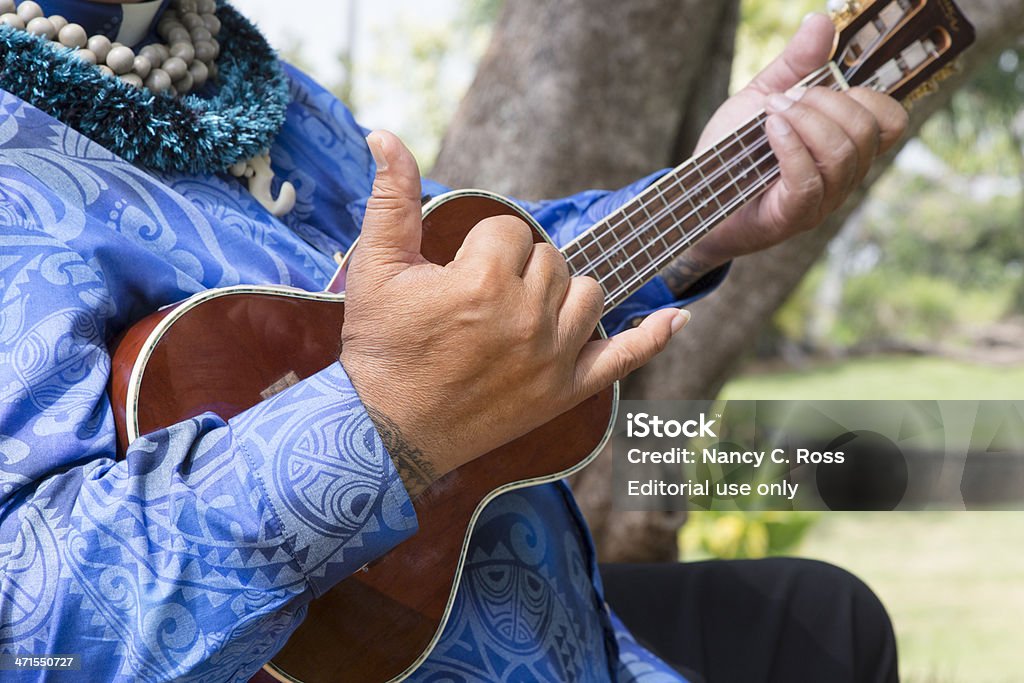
<box><xmin>108</xmin><ymin>0</ymin><xmax>975</xmax><ymax>680</ymax></box>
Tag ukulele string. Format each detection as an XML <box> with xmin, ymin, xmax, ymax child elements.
<box><xmin>595</xmin><ymin>70</ymin><xmax>887</xmax><ymax>308</ymax></box>
<box><xmin>567</xmin><ymin>66</ymin><xmax>838</xmax><ymax>281</ymax></box>
<box><xmin>573</xmin><ymin>13</ymin><xmax>908</xmax><ymax>289</ymax></box>
<box><xmin>601</xmin><ymin>70</ymin><xmax>888</xmax><ymax>309</ymax></box>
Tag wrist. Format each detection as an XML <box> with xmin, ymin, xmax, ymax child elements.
<box><xmin>659</xmin><ymin>247</ymin><xmax>723</xmax><ymax>298</ymax></box>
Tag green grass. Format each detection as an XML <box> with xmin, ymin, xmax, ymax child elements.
<box><xmin>799</xmin><ymin>513</ymin><xmax>1024</xmax><ymax>683</ymax></box>
<box><xmin>715</xmin><ymin>356</ymin><xmax>1024</xmax><ymax>682</ymax></box>
<box><xmin>721</xmin><ymin>355</ymin><xmax>1024</xmax><ymax>401</ymax></box>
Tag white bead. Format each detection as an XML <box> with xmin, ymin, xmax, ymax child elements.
<box><xmin>25</xmin><ymin>16</ymin><xmax>55</xmax><ymax>38</ymax></box>
<box><xmin>97</xmin><ymin>64</ymin><xmax>114</xmax><ymax>78</ymax></box>
<box><xmin>132</xmin><ymin>55</ymin><xmax>152</xmax><ymax>79</ymax></box>
<box><xmin>202</xmin><ymin>14</ymin><xmax>220</xmax><ymax>36</ymax></box>
<box><xmin>48</xmin><ymin>14</ymin><xmax>66</xmax><ymax>31</ymax></box>
<box><xmin>0</xmin><ymin>0</ymin><xmax>14</xmax><ymax>14</ymax></box>
<box><xmin>74</xmin><ymin>48</ymin><xmax>96</xmax><ymax>65</ymax></box>
<box><xmin>157</xmin><ymin>19</ymin><xmax>179</xmax><ymax>36</ymax></box>
<box><xmin>170</xmin><ymin>42</ymin><xmax>194</xmax><ymax>63</ymax></box>
<box><xmin>87</xmin><ymin>35</ymin><xmax>111</xmax><ymax>62</ymax></box>
<box><xmin>188</xmin><ymin>60</ymin><xmax>208</xmax><ymax>88</ymax></box>
<box><xmin>59</xmin><ymin>23</ymin><xmax>87</xmax><ymax>48</ymax></box>
<box><xmin>120</xmin><ymin>73</ymin><xmax>143</xmax><ymax>88</ymax></box>
<box><xmin>189</xmin><ymin>26</ymin><xmax>211</xmax><ymax>43</ymax></box>
<box><xmin>196</xmin><ymin>0</ymin><xmax>215</xmax><ymax>14</ymax></box>
<box><xmin>193</xmin><ymin>40</ymin><xmax>216</xmax><ymax>63</ymax></box>
<box><xmin>167</xmin><ymin>27</ymin><xmax>189</xmax><ymax>43</ymax></box>
<box><xmin>162</xmin><ymin>56</ymin><xmax>187</xmax><ymax>80</ymax></box>
<box><xmin>144</xmin><ymin>68</ymin><xmax>171</xmax><ymax>93</ymax></box>
<box><xmin>107</xmin><ymin>45</ymin><xmax>135</xmax><ymax>74</ymax></box>
<box><xmin>178</xmin><ymin>0</ymin><xmax>197</xmax><ymax>13</ymax></box>
<box><xmin>139</xmin><ymin>44</ymin><xmax>164</xmax><ymax>67</ymax></box>
<box><xmin>173</xmin><ymin>71</ymin><xmax>193</xmax><ymax>93</ymax></box>
<box><xmin>15</xmin><ymin>1</ymin><xmax>42</xmax><ymax>22</ymax></box>
<box><xmin>181</xmin><ymin>12</ymin><xmax>202</xmax><ymax>30</ymax></box>
<box><xmin>0</xmin><ymin>12</ymin><xmax>24</xmax><ymax>29</ymax></box>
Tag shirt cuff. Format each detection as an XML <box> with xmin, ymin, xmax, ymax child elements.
<box><xmin>230</xmin><ymin>361</ymin><xmax>418</xmax><ymax>597</ymax></box>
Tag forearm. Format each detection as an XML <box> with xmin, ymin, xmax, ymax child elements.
<box><xmin>1</xmin><ymin>363</ymin><xmax>418</xmax><ymax>681</ymax></box>
<box><xmin>658</xmin><ymin>248</ymin><xmax>723</xmax><ymax>299</ymax></box>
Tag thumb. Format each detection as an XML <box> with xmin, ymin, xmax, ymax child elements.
<box><xmin>748</xmin><ymin>13</ymin><xmax>836</xmax><ymax>95</ymax></box>
<box><xmin>572</xmin><ymin>309</ymin><xmax>690</xmax><ymax>400</ymax></box>
<box><xmin>355</xmin><ymin>130</ymin><xmax>425</xmax><ymax>278</ymax></box>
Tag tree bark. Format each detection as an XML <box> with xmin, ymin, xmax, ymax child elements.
<box><xmin>432</xmin><ymin>0</ymin><xmax>740</xmax><ymax>194</ymax></box>
<box><xmin>432</xmin><ymin>0</ymin><xmax>1024</xmax><ymax>561</ymax></box>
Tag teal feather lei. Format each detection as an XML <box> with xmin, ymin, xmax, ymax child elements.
<box><xmin>0</xmin><ymin>2</ymin><xmax>290</xmax><ymax>174</ymax></box>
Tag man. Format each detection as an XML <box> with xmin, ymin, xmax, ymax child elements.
<box><xmin>0</xmin><ymin>0</ymin><xmax>906</xmax><ymax>680</ymax></box>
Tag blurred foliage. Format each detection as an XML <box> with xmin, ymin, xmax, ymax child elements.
<box><xmin>681</xmin><ymin>511</ymin><xmax>820</xmax><ymax>559</ymax></box>
<box><xmin>732</xmin><ymin>2</ymin><xmax>1024</xmax><ymax>352</ymax></box>
<box><xmin>732</xmin><ymin>0</ymin><xmax>820</xmax><ymax>89</ymax></box>
<box><xmin>922</xmin><ymin>45</ymin><xmax>1024</xmax><ymax>178</ymax></box>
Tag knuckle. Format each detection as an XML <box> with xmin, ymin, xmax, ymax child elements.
<box><xmin>475</xmin><ymin>215</ymin><xmax>531</xmax><ymax>245</ymax></box>
<box><xmin>831</xmin><ymin>136</ymin><xmax>859</xmax><ymax>167</ymax></box>
<box><xmin>534</xmin><ymin>242</ymin><xmax>563</xmax><ymax>269</ymax></box>
<box><xmin>798</xmin><ymin>173</ymin><xmax>825</xmax><ymax>204</ymax></box>
<box><xmin>614</xmin><ymin>347</ymin><xmax>641</xmax><ymax>379</ymax></box>
<box><xmin>890</xmin><ymin>104</ymin><xmax>910</xmax><ymax>136</ymax></box>
<box><xmin>579</xmin><ymin>277</ymin><xmax>605</xmax><ymax>314</ymax></box>
<box><xmin>462</xmin><ymin>268</ymin><xmax>497</xmax><ymax>301</ymax></box>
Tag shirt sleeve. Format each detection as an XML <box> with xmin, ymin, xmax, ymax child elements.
<box><xmin>0</xmin><ymin>229</ymin><xmax>417</xmax><ymax>681</ymax></box>
<box><xmin>514</xmin><ymin>170</ymin><xmax>729</xmax><ymax>335</ymax></box>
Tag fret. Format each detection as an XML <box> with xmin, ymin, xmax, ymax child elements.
<box><xmin>572</xmin><ymin>64</ymin><xmax>858</xmax><ymax>313</ymax></box>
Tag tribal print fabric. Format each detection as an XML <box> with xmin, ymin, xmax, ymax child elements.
<box><xmin>0</xmin><ymin>64</ymin><xmax>700</xmax><ymax>681</ymax></box>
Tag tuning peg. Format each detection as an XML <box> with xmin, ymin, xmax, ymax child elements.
<box><xmin>828</xmin><ymin>0</ymin><xmax>860</xmax><ymax>29</ymax></box>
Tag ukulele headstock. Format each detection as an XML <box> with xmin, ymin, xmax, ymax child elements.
<box><xmin>828</xmin><ymin>0</ymin><xmax>975</xmax><ymax>104</ymax></box>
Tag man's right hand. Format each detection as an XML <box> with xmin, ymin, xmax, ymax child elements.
<box><xmin>340</xmin><ymin>131</ymin><xmax>690</xmax><ymax>496</ymax></box>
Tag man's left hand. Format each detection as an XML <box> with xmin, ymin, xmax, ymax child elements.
<box><xmin>671</xmin><ymin>13</ymin><xmax>909</xmax><ymax>279</ymax></box>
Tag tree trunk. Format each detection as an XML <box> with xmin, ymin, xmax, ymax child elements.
<box><xmin>432</xmin><ymin>0</ymin><xmax>1024</xmax><ymax>561</ymax></box>
<box><xmin>432</xmin><ymin>0</ymin><xmax>740</xmax><ymax>194</ymax></box>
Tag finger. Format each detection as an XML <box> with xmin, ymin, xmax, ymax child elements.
<box><xmin>571</xmin><ymin>309</ymin><xmax>690</xmax><ymax>399</ymax></box>
<box><xmin>845</xmin><ymin>87</ymin><xmax>910</xmax><ymax>155</ymax></box>
<box><xmin>767</xmin><ymin>92</ymin><xmax>859</xmax><ymax>203</ymax></box>
<box><xmin>522</xmin><ymin>242</ymin><xmax>571</xmax><ymax>307</ymax></box>
<box><xmin>557</xmin><ymin>275</ymin><xmax>605</xmax><ymax>349</ymax></box>
<box><xmin>794</xmin><ymin>87</ymin><xmax>880</xmax><ymax>183</ymax></box>
<box><xmin>357</xmin><ymin>131</ymin><xmax>425</xmax><ymax>277</ymax></box>
<box><xmin>762</xmin><ymin>112</ymin><xmax>824</xmax><ymax>230</ymax></box>
<box><xmin>454</xmin><ymin>215</ymin><xmax>536</xmax><ymax>277</ymax></box>
<box><xmin>747</xmin><ymin>13</ymin><xmax>835</xmax><ymax>95</ymax></box>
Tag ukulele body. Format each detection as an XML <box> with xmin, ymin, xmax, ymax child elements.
<box><xmin>108</xmin><ymin>190</ymin><xmax>617</xmax><ymax>683</ymax></box>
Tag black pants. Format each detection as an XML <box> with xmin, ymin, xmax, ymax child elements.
<box><xmin>600</xmin><ymin>558</ymin><xmax>898</xmax><ymax>683</ymax></box>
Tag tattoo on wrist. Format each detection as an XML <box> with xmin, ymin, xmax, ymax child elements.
<box><xmin>660</xmin><ymin>252</ymin><xmax>713</xmax><ymax>298</ymax></box>
<box><xmin>366</xmin><ymin>405</ymin><xmax>438</xmax><ymax>499</ymax></box>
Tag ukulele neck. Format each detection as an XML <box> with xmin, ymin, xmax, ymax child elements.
<box><xmin>560</xmin><ymin>63</ymin><xmax>849</xmax><ymax>315</ymax></box>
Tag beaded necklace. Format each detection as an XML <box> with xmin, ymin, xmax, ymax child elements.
<box><xmin>0</xmin><ymin>0</ymin><xmax>296</xmax><ymax>216</ymax></box>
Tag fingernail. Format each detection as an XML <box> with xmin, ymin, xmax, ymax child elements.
<box><xmin>802</xmin><ymin>12</ymin><xmax>821</xmax><ymax>24</ymax></box>
<box><xmin>766</xmin><ymin>93</ymin><xmax>794</xmax><ymax>113</ymax></box>
<box><xmin>785</xmin><ymin>86</ymin><xmax>808</xmax><ymax>101</ymax></box>
<box><xmin>671</xmin><ymin>309</ymin><xmax>691</xmax><ymax>335</ymax></box>
<box><xmin>366</xmin><ymin>133</ymin><xmax>389</xmax><ymax>172</ymax></box>
<box><xmin>766</xmin><ymin>115</ymin><xmax>792</xmax><ymax>136</ymax></box>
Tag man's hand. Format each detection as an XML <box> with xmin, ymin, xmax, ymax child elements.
<box><xmin>661</xmin><ymin>14</ymin><xmax>909</xmax><ymax>295</ymax></box>
<box><xmin>340</xmin><ymin>131</ymin><xmax>690</xmax><ymax>496</ymax></box>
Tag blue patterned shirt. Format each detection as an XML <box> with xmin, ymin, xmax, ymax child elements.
<box><xmin>0</xmin><ymin>64</ymin><xmax>716</xmax><ymax>681</ymax></box>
